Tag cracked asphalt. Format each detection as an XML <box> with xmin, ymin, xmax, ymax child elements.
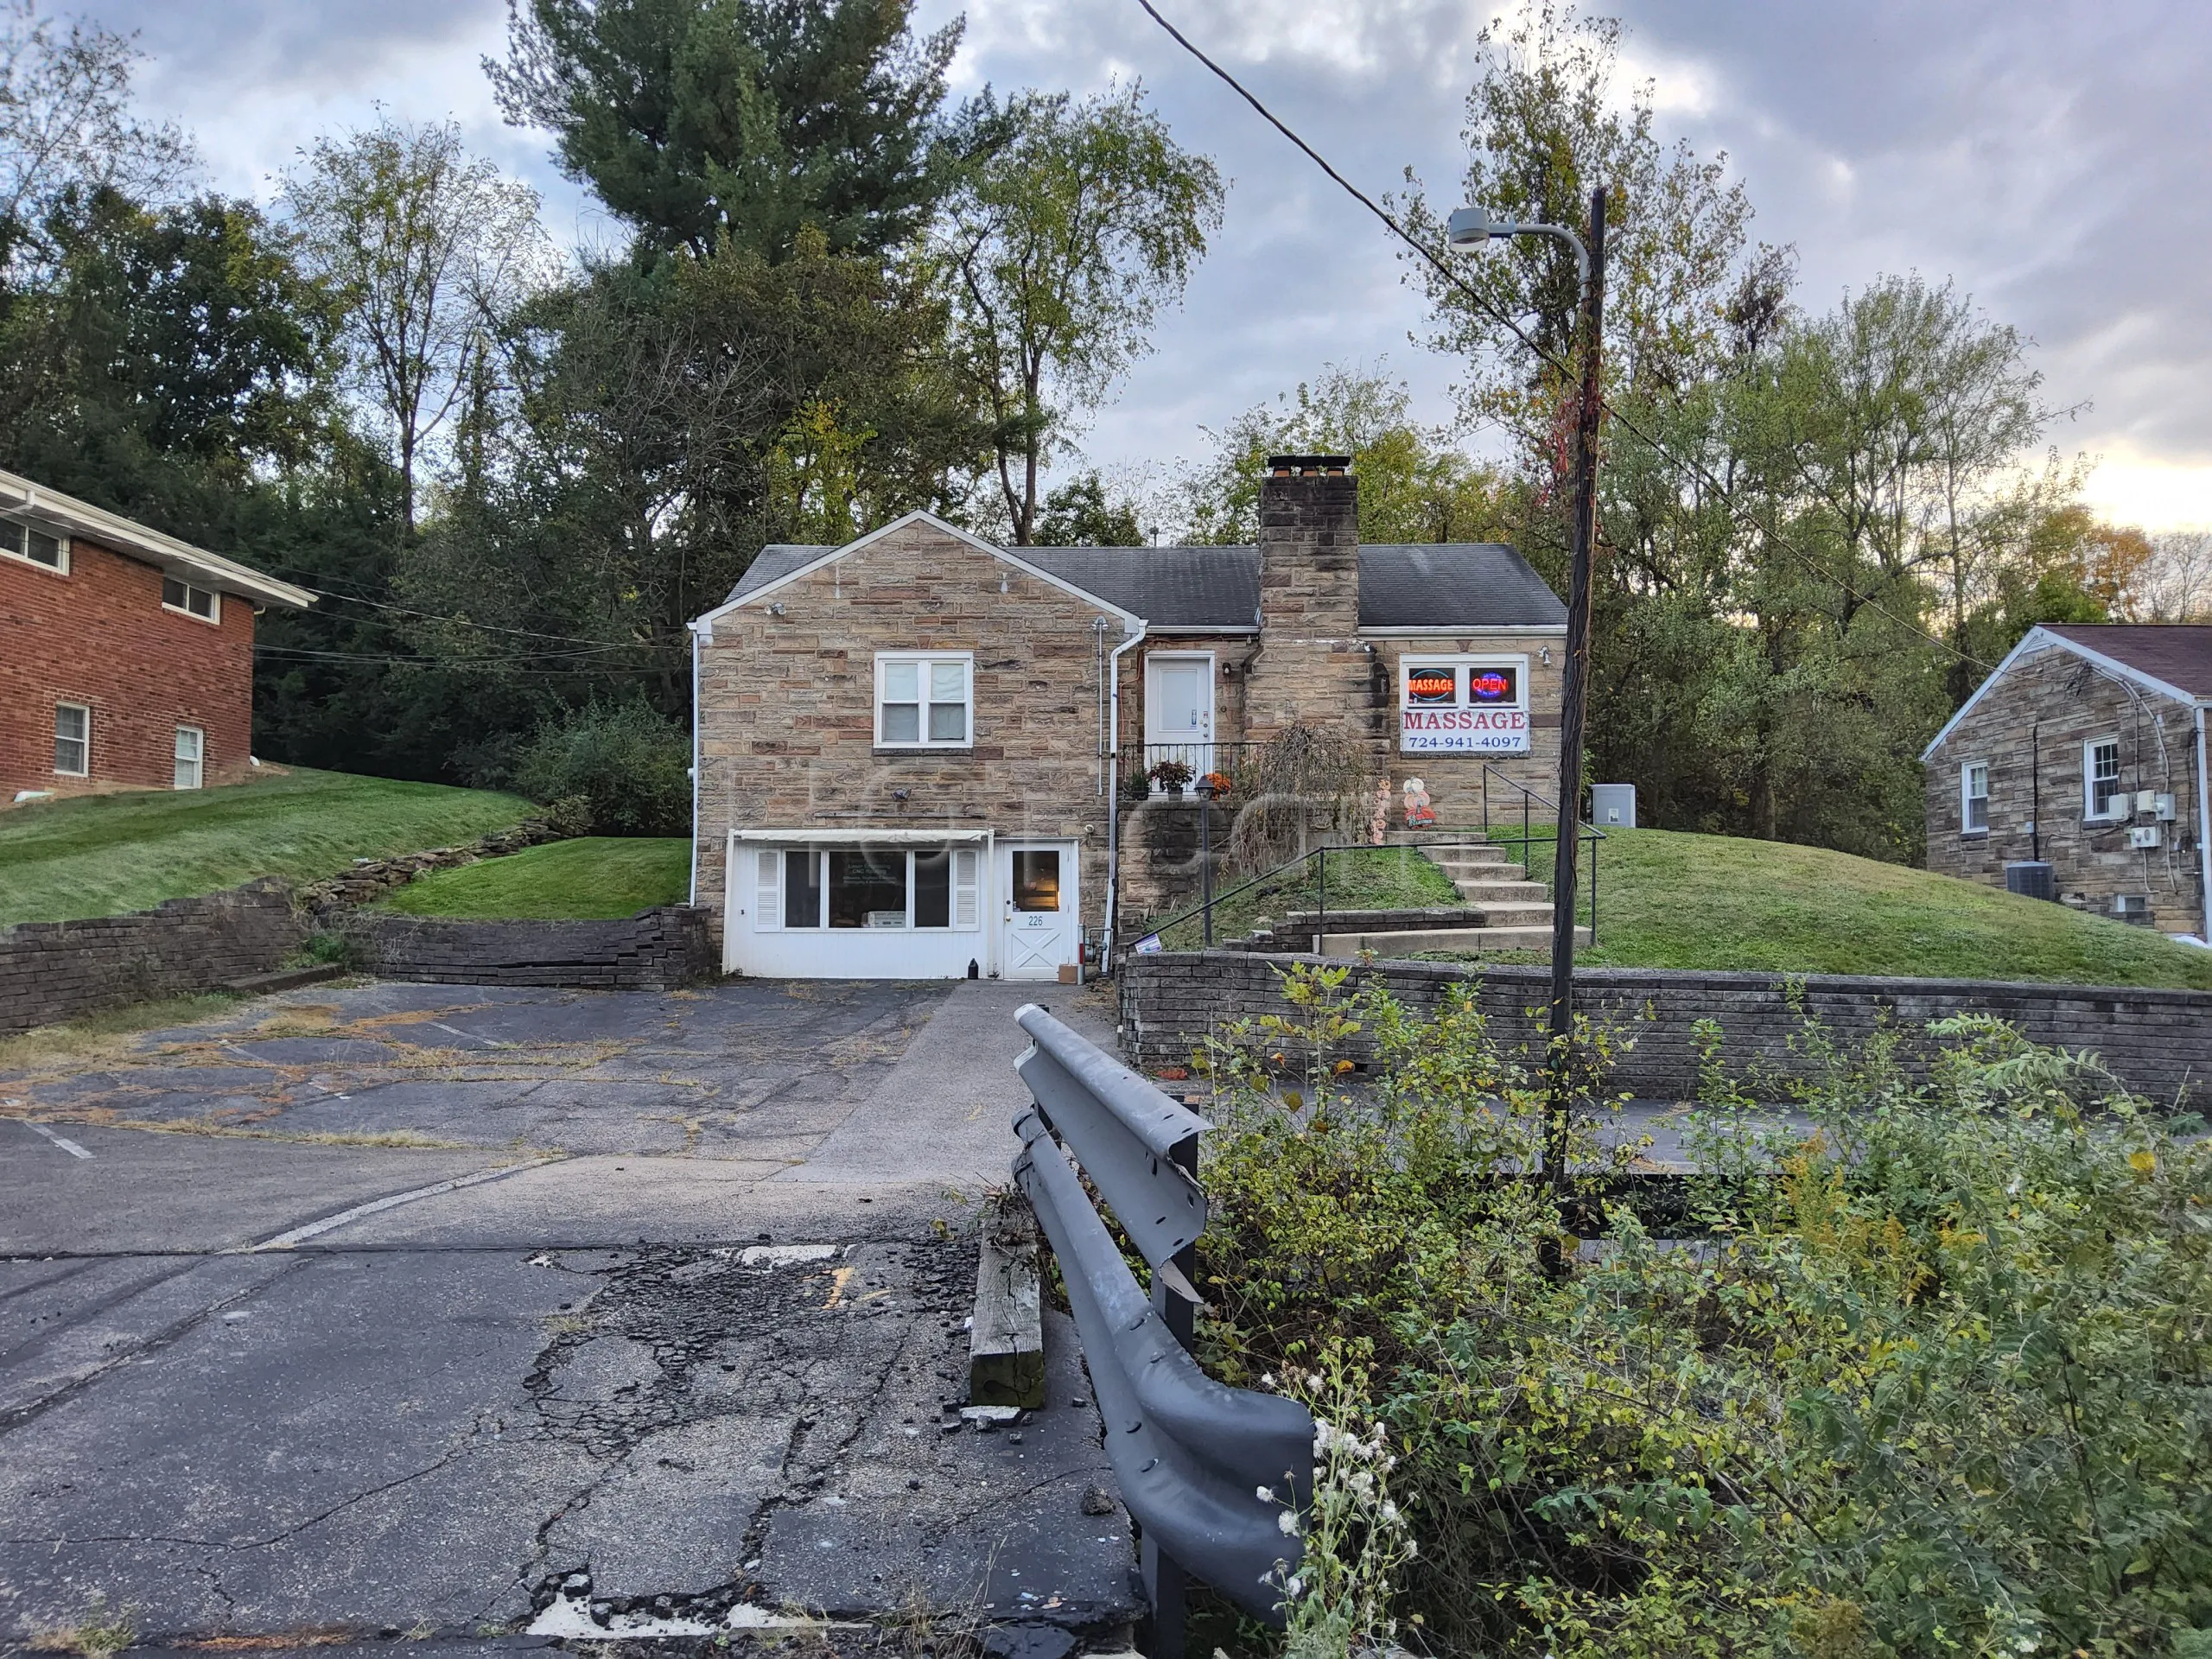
<box><xmin>0</xmin><ymin>977</ymin><xmax>1138</xmax><ymax>1654</ymax></box>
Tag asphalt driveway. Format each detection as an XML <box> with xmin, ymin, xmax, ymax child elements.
<box><xmin>0</xmin><ymin>977</ymin><xmax>1136</xmax><ymax>1655</ymax></box>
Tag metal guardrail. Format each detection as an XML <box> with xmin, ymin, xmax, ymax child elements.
<box><xmin>1011</xmin><ymin>1004</ymin><xmax>1313</xmax><ymax>1649</ymax></box>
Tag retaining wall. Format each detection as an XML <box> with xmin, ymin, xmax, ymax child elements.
<box><xmin>1119</xmin><ymin>950</ymin><xmax>2212</xmax><ymax>1106</ymax></box>
<box><xmin>0</xmin><ymin>879</ymin><xmax>305</xmax><ymax>1035</ymax></box>
<box><xmin>351</xmin><ymin>906</ymin><xmax>717</xmax><ymax>990</ymax></box>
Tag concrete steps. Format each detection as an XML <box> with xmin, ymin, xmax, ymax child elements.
<box><xmin>1318</xmin><ymin>924</ymin><xmax>1592</xmax><ymax>956</ymax></box>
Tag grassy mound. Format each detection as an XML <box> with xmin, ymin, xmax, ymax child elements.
<box><xmin>1465</xmin><ymin>826</ymin><xmax>2212</xmax><ymax>989</ymax></box>
<box><xmin>374</xmin><ymin>836</ymin><xmax>690</xmax><ymax>920</ymax></box>
<box><xmin>0</xmin><ymin>768</ymin><xmax>532</xmax><ymax>929</ymax></box>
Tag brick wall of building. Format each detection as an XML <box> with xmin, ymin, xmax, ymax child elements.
<box><xmin>0</xmin><ymin>532</ymin><xmax>257</xmax><ymax>801</ymax></box>
<box><xmin>696</xmin><ymin>520</ymin><xmax>1125</xmax><ymax>944</ymax></box>
<box><xmin>1924</xmin><ymin>639</ymin><xmax>2206</xmax><ymax>931</ymax></box>
<box><xmin>1120</xmin><ymin>950</ymin><xmax>2212</xmax><ymax>1107</ymax></box>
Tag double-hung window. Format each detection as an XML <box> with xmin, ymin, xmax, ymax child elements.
<box><xmin>1960</xmin><ymin>761</ymin><xmax>1989</xmax><ymax>835</ymax></box>
<box><xmin>753</xmin><ymin>845</ymin><xmax>980</xmax><ymax>931</ymax></box>
<box><xmin>2085</xmin><ymin>736</ymin><xmax>2123</xmax><ymax>820</ymax></box>
<box><xmin>175</xmin><ymin>727</ymin><xmax>205</xmax><ymax>790</ymax></box>
<box><xmin>0</xmin><ymin>513</ymin><xmax>67</xmax><ymax>573</ymax></box>
<box><xmin>54</xmin><ymin>703</ymin><xmax>89</xmax><ymax>776</ymax></box>
<box><xmin>875</xmin><ymin>653</ymin><xmax>971</xmax><ymax>747</ymax></box>
<box><xmin>162</xmin><ymin>575</ymin><xmax>219</xmax><ymax>623</ymax></box>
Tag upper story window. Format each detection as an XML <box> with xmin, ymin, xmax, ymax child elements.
<box><xmin>162</xmin><ymin>575</ymin><xmax>220</xmax><ymax>623</ymax></box>
<box><xmin>0</xmin><ymin>513</ymin><xmax>67</xmax><ymax>574</ymax></box>
<box><xmin>2084</xmin><ymin>736</ymin><xmax>2123</xmax><ymax>819</ymax></box>
<box><xmin>876</xmin><ymin>652</ymin><xmax>971</xmax><ymax>748</ymax></box>
<box><xmin>1960</xmin><ymin>760</ymin><xmax>1989</xmax><ymax>835</ymax></box>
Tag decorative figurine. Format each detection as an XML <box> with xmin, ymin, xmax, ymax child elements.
<box><xmin>1402</xmin><ymin>776</ymin><xmax>1436</xmax><ymax>829</ymax></box>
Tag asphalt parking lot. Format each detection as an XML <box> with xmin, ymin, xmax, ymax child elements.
<box><xmin>0</xmin><ymin>977</ymin><xmax>1137</xmax><ymax>1655</ymax></box>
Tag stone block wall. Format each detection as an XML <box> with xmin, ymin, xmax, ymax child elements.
<box><xmin>1925</xmin><ymin>638</ymin><xmax>2205</xmax><ymax>930</ymax></box>
<box><xmin>350</xmin><ymin>906</ymin><xmax>716</xmax><ymax>989</ymax></box>
<box><xmin>0</xmin><ymin>879</ymin><xmax>304</xmax><ymax>1035</ymax></box>
<box><xmin>1119</xmin><ymin>950</ymin><xmax>2212</xmax><ymax>1107</ymax></box>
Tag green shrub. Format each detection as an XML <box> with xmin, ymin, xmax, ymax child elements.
<box><xmin>1193</xmin><ymin>965</ymin><xmax>2212</xmax><ymax>1657</ymax></box>
<box><xmin>510</xmin><ymin>701</ymin><xmax>690</xmax><ymax>837</ymax></box>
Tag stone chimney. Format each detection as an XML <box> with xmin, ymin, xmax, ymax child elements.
<box><xmin>1244</xmin><ymin>454</ymin><xmax>1384</xmax><ymax>742</ymax></box>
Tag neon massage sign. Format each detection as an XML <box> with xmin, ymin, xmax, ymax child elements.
<box><xmin>1400</xmin><ymin>657</ymin><xmax>1531</xmax><ymax>753</ymax></box>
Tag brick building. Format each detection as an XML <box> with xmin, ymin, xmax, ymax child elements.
<box><xmin>690</xmin><ymin>456</ymin><xmax>1568</xmax><ymax>981</ymax></box>
<box><xmin>0</xmin><ymin>469</ymin><xmax>312</xmax><ymax>804</ymax></box>
<box><xmin>1922</xmin><ymin>624</ymin><xmax>2211</xmax><ymax>941</ymax></box>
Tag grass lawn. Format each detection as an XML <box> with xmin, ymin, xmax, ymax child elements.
<box><xmin>374</xmin><ymin>836</ymin><xmax>690</xmax><ymax>920</ymax></box>
<box><xmin>0</xmin><ymin>767</ymin><xmax>533</xmax><ymax>929</ymax></box>
<box><xmin>1431</xmin><ymin>826</ymin><xmax>2212</xmax><ymax>990</ymax></box>
<box><xmin>1137</xmin><ymin>845</ymin><xmax>1461</xmax><ymax>950</ymax></box>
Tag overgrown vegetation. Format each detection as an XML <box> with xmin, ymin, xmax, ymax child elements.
<box><xmin>1193</xmin><ymin>963</ymin><xmax>2212</xmax><ymax>1657</ymax></box>
<box><xmin>507</xmin><ymin>701</ymin><xmax>691</xmax><ymax>837</ymax></box>
<box><xmin>376</xmin><ymin>836</ymin><xmax>688</xmax><ymax>919</ymax></box>
<box><xmin>0</xmin><ymin>767</ymin><xmax>530</xmax><ymax>927</ymax></box>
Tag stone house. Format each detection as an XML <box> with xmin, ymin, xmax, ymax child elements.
<box><xmin>690</xmin><ymin>455</ymin><xmax>1567</xmax><ymax>981</ymax></box>
<box><xmin>1921</xmin><ymin>623</ymin><xmax>2211</xmax><ymax>940</ymax></box>
<box><xmin>0</xmin><ymin>468</ymin><xmax>312</xmax><ymax>804</ymax></box>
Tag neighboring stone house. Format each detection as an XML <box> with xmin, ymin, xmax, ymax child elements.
<box><xmin>0</xmin><ymin>468</ymin><xmax>312</xmax><ymax>804</ymax></box>
<box><xmin>690</xmin><ymin>455</ymin><xmax>1568</xmax><ymax>982</ymax></box>
<box><xmin>1922</xmin><ymin>623</ymin><xmax>2211</xmax><ymax>940</ymax></box>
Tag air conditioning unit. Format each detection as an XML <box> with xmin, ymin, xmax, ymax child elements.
<box><xmin>2113</xmin><ymin>893</ymin><xmax>2153</xmax><ymax>925</ymax></box>
<box><xmin>2155</xmin><ymin>793</ymin><xmax>2177</xmax><ymax>822</ymax></box>
<box><xmin>2128</xmin><ymin>825</ymin><xmax>2162</xmax><ymax>850</ymax></box>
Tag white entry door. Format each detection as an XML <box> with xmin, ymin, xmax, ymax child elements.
<box><xmin>998</xmin><ymin>842</ymin><xmax>1077</xmax><ymax>981</ymax></box>
<box><xmin>1145</xmin><ymin>652</ymin><xmax>1215</xmax><ymax>781</ymax></box>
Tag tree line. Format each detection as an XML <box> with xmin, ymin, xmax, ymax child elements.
<box><xmin>0</xmin><ymin>0</ymin><xmax>2197</xmax><ymax>860</ymax></box>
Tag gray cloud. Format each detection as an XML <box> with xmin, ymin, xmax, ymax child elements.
<box><xmin>79</xmin><ymin>0</ymin><xmax>2212</xmax><ymax>522</ymax></box>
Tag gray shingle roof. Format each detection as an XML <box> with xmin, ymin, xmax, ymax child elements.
<box><xmin>722</xmin><ymin>537</ymin><xmax>1565</xmax><ymax>631</ymax></box>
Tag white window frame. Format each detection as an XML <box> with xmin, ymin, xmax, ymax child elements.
<box><xmin>874</xmin><ymin>652</ymin><xmax>973</xmax><ymax>749</ymax></box>
<box><xmin>162</xmin><ymin>573</ymin><xmax>221</xmax><ymax>625</ymax></box>
<box><xmin>1960</xmin><ymin>760</ymin><xmax>1990</xmax><ymax>836</ymax></box>
<box><xmin>175</xmin><ymin>725</ymin><xmax>205</xmax><ymax>791</ymax></box>
<box><xmin>54</xmin><ymin>702</ymin><xmax>90</xmax><ymax>777</ymax></box>
<box><xmin>1400</xmin><ymin>654</ymin><xmax>1532</xmax><ymax>715</ymax></box>
<box><xmin>753</xmin><ymin>845</ymin><xmax>981</xmax><ymax>933</ymax></box>
<box><xmin>0</xmin><ymin>513</ymin><xmax>69</xmax><ymax>575</ymax></box>
<box><xmin>2084</xmin><ymin>735</ymin><xmax>2123</xmax><ymax>821</ymax></box>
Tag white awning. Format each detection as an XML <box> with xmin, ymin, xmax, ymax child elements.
<box><xmin>729</xmin><ymin>829</ymin><xmax>990</xmax><ymax>844</ymax></box>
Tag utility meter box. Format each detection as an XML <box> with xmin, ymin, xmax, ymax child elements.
<box><xmin>1590</xmin><ymin>784</ymin><xmax>1637</xmax><ymax>829</ymax></box>
<box><xmin>2155</xmin><ymin>793</ymin><xmax>2178</xmax><ymax>822</ymax></box>
<box><xmin>2128</xmin><ymin>825</ymin><xmax>2163</xmax><ymax>850</ymax></box>
<box><xmin>2136</xmin><ymin>789</ymin><xmax>2158</xmax><ymax>816</ymax></box>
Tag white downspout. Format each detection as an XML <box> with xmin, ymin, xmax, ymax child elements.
<box><xmin>1102</xmin><ymin>620</ymin><xmax>1148</xmax><ymax>972</ymax></box>
<box><xmin>2196</xmin><ymin>702</ymin><xmax>2210</xmax><ymax>945</ymax></box>
<box><xmin>688</xmin><ymin>620</ymin><xmax>704</xmax><ymax>906</ymax></box>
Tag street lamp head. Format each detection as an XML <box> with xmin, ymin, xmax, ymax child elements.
<box><xmin>1446</xmin><ymin>204</ymin><xmax>1497</xmax><ymax>249</ymax></box>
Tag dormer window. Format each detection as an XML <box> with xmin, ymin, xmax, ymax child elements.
<box><xmin>162</xmin><ymin>574</ymin><xmax>220</xmax><ymax>623</ymax></box>
<box><xmin>0</xmin><ymin>513</ymin><xmax>67</xmax><ymax>573</ymax></box>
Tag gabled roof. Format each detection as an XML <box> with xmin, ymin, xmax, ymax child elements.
<box><xmin>1920</xmin><ymin>623</ymin><xmax>2212</xmax><ymax>760</ymax></box>
<box><xmin>713</xmin><ymin>521</ymin><xmax>1567</xmax><ymax>633</ymax></box>
<box><xmin>0</xmin><ymin>467</ymin><xmax>313</xmax><ymax>609</ymax></box>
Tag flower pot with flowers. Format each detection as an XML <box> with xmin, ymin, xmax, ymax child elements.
<box><xmin>1147</xmin><ymin>758</ymin><xmax>1195</xmax><ymax>798</ymax></box>
<box><xmin>1199</xmin><ymin>770</ymin><xmax>1233</xmax><ymax>800</ymax></box>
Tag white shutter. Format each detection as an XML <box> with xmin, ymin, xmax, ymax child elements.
<box><xmin>952</xmin><ymin>849</ymin><xmax>980</xmax><ymax>930</ymax></box>
<box><xmin>755</xmin><ymin>849</ymin><xmax>781</xmax><ymax>929</ymax></box>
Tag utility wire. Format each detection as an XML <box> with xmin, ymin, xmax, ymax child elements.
<box><xmin>1134</xmin><ymin>0</ymin><xmax>1996</xmax><ymax>672</ymax></box>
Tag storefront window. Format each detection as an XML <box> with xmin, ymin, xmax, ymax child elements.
<box><xmin>784</xmin><ymin>849</ymin><xmax>823</xmax><ymax>927</ymax></box>
<box><xmin>914</xmin><ymin>850</ymin><xmax>951</xmax><ymax>927</ymax></box>
<box><xmin>829</xmin><ymin>849</ymin><xmax>909</xmax><ymax>927</ymax></box>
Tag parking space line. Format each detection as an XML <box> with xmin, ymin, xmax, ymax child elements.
<box><xmin>236</xmin><ymin>1159</ymin><xmax>562</xmax><ymax>1251</ymax></box>
<box><xmin>18</xmin><ymin>1119</ymin><xmax>92</xmax><ymax>1160</ymax></box>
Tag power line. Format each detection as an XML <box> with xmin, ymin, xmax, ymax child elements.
<box><xmin>1133</xmin><ymin>0</ymin><xmax>1997</xmax><ymax>673</ymax></box>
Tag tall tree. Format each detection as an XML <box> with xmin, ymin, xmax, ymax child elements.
<box><xmin>939</xmin><ymin>85</ymin><xmax>1221</xmax><ymax>544</ymax></box>
<box><xmin>284</xmin><ymin>118</ymin><xmax>554</xmax><ymax>532</ymax></box>
<box><xmin>0</xmin><ymin>0</ymin><xmax>193</xmax><ymax>276</ymax></box>
<box><xmin>488</xmin><ymin>0</ymin><xmax>970</xmax><ymax>261</ymax></box>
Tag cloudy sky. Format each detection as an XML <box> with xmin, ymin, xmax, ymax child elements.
<box><xmin>91</xmin><ymin>0</ymin><xmax>2212</xmax><ymax>528</ymax></box>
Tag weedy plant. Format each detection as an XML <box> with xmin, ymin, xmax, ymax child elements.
<box><xmin>1189</xmin><ymin>963</ymin><xmax>2212</xmax><ymax>1659</ymax></box>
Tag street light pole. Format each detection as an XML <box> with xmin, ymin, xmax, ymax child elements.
<box><xmin>1447</xmin><ymin>187</ymin><xmax>1607</xmax><ymax>1198</ymax></box>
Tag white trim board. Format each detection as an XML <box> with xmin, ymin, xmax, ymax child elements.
<box><xmin>692</xmin><ymin>510</ymin><xmax>1143</xmax><ymax>635</ymax></box>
